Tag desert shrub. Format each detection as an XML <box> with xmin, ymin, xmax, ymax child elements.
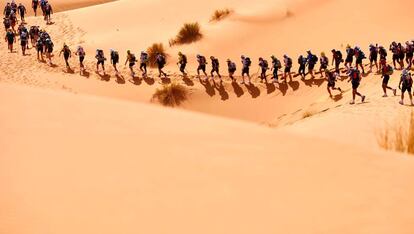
<box><xmin>152</xmin><ymin>83</ymin><xmax>189</xmax><ymax>107</ymax></box>
<box><xmin>377</xmin><ymin>111</ymin><xmax>414</xmax><ymax>155</ymax></box>
<box><xmin>210</xmin><ymin>8</ymin><xmax>233</xmax><ymax>22</ymax></box>
<box><xmin>147</xmin><ymin>43</ymin><xmax>167</xmax><ymax>68</ymax></box>
<box><xmin>169</xmin><ymin>22</ymin><xmax>203</xmax><ymax>46</ymax></box>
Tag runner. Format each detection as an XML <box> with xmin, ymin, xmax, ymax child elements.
<box><xmin>196</xmin><ymin>54</ymin><xmax>208</xmax><ymax>78</ymax></box>
<box><xmin>283</xmin><ymin>55</ymin><xmax>293</xmax><ymax>83</ymax></box>
<box><xmin>369</xmin><ymin>44</ymin><xmax>379</xmax><ymax>73</ymax></box>
<box><xmin>354</xmin><ymin>46</ymin><xmax>366</xmax><ymax>74</ymax></box>
<box><xmin>331</xmin><ymin>49</ymin><xmax>343</xmax><ymax>74</ymax></box>
<box><xmin>110</xmin><ymin>49</ymin><xmax>120</xmax><ymax>74</ymax></box>
<box><xmin>75</xmin><ymin>46</ymin><xmax>86</xmax><ymax>74</ymax></box>
<box><xmin>326</xmin><ymin>70</ymin><xmax>342</xmax><ymax>98</ymax></box>
<box><xmin>306</xmin><ymin>50</ymin><xmax>318</xmax><ymax>79</ymax></box>
<box><xmin>4</xmin><ymin>28</ymin><xmax>16</xmax><ymax>53</ymax></box>
<box><xmin>348</xmin><ymin>67</ymin><xmax>366</xmax><ymax>104</ymax></box>
<box><xmin>32</xmin><ymin>0</ymin><xmax>39</xmax><ymax>16</ymax></box>
<box><xmin>319</xmin><ymin>52</ymin><xmax>329</xmax><ymax>78</ymax></box>
<box><xmin>240</xmin><ymin>55</ymin><xmax>252</xmax><ymax>84</ymax></box>
<box><xmin>210</xmin><ymin>56</ymin><xmax>222</xmax><ymax>82</ymax></box>
<box><xmin>298</xmin><ymin>55</ymin><xmax>307</xmax><ymax>79</ymax></box>
<box><xmin>258</xmin><ymin>57</ymin><xmax>269</xmax><ymax>82</ymax></box>
<box><xmin>44</xmin><ymin>38</ymin><xmax>54</xmax><ymax>65</ymax></box>
<box><xmin>227</xmin><ymin>59</ymin><xmax>236</xmax><ymax>82</ymax></box>
<box><xmin>139</xmin><ymin>51</ymin><xmax>149</xmax><ymax>77</ymax></box>
<box><xmin>59</xmin><ymin>44</ymin><xmax>72</xmax><ymax>69</ymax></box>
<box><xmin>177</xmin><ymin>52</ymin><xmax>187</xmax><ymax>76</ymax></box>
<box><xmin>380</xmin><ymin>60</ymin><xmax>397</xmax><ymax>97</ymax></box>
<box><xmin>19</xmin><ymin>29</ymin><xmax>29</xmax><ymax>55</ymax></box>
<box><xmin>124</xmin><ymin>50</ymin><xmax>136</xmax><ymax>76</ymax></box>
<box><xmin>399</xmin><ymin>69</ymin><xmax>413</xmax><ymax>106</ymax></box>
<box><xmin>95</xmin><ymin>49</ymin><xmax>106</xmax><ymax>74</ymax></box>
<box><xmin>17</xmin><ymin>3</ymin><xmax>26</xmax><ymax>23</ymax></box>
<box><xmin>36</xmin><ymin>38</ymin><xmax>43</xmax><ymax>60</ymax></box>
<box><xmin>270</xmin><ymin>55</ymin><xmax>281</xmax><ymax>83</ymax></box>
<box><xmin>155</xmin><ymin>52</ymin><xmax>167</xmax><ymax>78</ymax></box>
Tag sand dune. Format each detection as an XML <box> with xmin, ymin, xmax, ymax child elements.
<box><xmin>1</xmin><ymin>83</ymin><xmax>414</xmax><ymax>234</ymax></box>
<box><xmin>14</xmin><ymin>0</ymin><xmax>116</xmax><ymax>15</ymax></box>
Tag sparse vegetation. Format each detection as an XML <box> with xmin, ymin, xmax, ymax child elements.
<box><xmin>210</xmin><ymin>8</ymin><xmax>233</xmax><ymax>22</ymax></box>
<box><xmin>377</xmin><ymin>111</ymin><xmax>414</xmax><ymax>155</ymax></box>
<box><xmin>152</xmin><ymin>83</ymin><xmax>189</xmax><ymax>107</ymax></box>
<box><xmin>169</xmin><ymin>22</ymin><xmax>203</xmax><ymax>47</ymax></box>
<box><xmin>147</xmin><ymin>43</ymin><xmax>167</xmax><ymax>68</ymax></box>
<box><xmin>302</xmin><ymin>110</ymin><xmax>315</xmax><ymax>119</ymax></box>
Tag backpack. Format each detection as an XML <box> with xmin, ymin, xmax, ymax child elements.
<box><xmin>20</xmin><ymin>32</ymin><xmax>28</xmax><ymax>41</ymax></box>
<box><xmin>111</xmin><ymin>51</ymin><xmax>119</xmax><ymax>61</ymax></box>
<box><xmin>130</xmin><ymin>54</ymin><xmax>136</xmax><ymax>62</ymax></box>
<box><xmin>263</xmin><ymin>60</ymin><xmax>268</xmax><ymax>68</ymax></box>
<box><xmin>157</xmin><ymin>54</ymin><xmax>166</xmax><ymax>65</ymax></box>
<box><xmin>276</xmin><ymin>59</ymin><xmax>282</xmax><ymax>69</ymax></box>
<box><xmin>141</xmin><ymin>53</ymin><xmax>148</xmax><ymax>62</ymax></box>
<box><xmin>351</xmin><ymin>70</ymin><xmax>360</xmax><ymax>81</ymax></box>
<box><xmin>228</xmin><ymin>62</ymin><xmax>236</xmax><ymax>71</ymax></box>
<box><xmin>402</xmin><ymin>73</ymin><xmax>413</xmax><ymax>87</ymax></box>
<box><xmin>199</xmin><ymin>56</ymin><xmax>206</xmax><ymax>65</ymax></box>
<box><xmin>213</xmin><ymin>58</ymin><xmax>219</xmax><ymax>67</ymax></box>
<box><xmin>347</xmin><ymin>48</ymin><xmax>355</xmax><ymax>56</ymax></box>
<box><xmin>336</xmin><ymin>51</ymin><xmax>343</xmax><ymax>61</ymax></box>
<box><xmin>385</xmin><ymin>65</ymin><xmax>394</xmax><ymax>76</ymax></box>
<box><xmin>311</xmin><ymin>55</ymin><xmax>318</xmax><ymax>64</ymax></box>
<box><xmin>286</xmin><ymin>58</ymin><xmax>292</xmax><ymax>67</ymax></box>
<box><xmin>181</xmin><ymin>55</ymin><xmax>187</xmax><ymax>64</ymax></box>
<box><xmin>245</xmin><ymin>57</ymin><xmax>251</xmax><ymax>67</ymax></box>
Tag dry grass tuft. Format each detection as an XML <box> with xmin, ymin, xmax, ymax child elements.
<box><xmin>169</xmin><ymin>22</ymin><xmax>203</xmax><ymax>46</ymax></box>
<box><xmin>147</xmin><ymin>43</ymin><xmax>167</xmax><ymax>68</ymax></box>
<box><xmin>152</xmin><ymin>83</ymin><xmax>189</xmax><ymax>107</ymax></box>
<box><xmin>210</xmin><ymin>8</ymin><xmax>233</xmax><ymax>22</ymax></box>
<box><xmin>377</xmin><ymin>111</ymin><xmax>414</xmax><ymax>155</ymax></box>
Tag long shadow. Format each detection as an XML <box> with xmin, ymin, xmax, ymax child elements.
<box><xmin>277</xmin><ymin>82</ymin><xmax>288</xmax><ymax>96</ymax></box>
<box><xmin>143</xmin><ymin>76</ymin><xmax>155</xmax><ymax>85</ymax></box>
<box><xmin>63</xmin><ymin>67</ymin><xmax>75</xmax><ymax>74</ymax></box>
<box><xmin>98</xmin><ymin>73</ymin><xmax>110</xmax><ymax>82</ymax></box>
<box><xmin>115</xmin><ymin>74</ymin><xmax>125</xmax><ymax>84</ymax></box>
<box><xmin>245</xmin><ymin>83</ymin><xmax>260</xmax><ymax>98</ymax></box>
<box><xmin>161</xmin><ymin>77</ymin><xmax>171</xmax><ymax>84</ymax></box>
<box><xmin>332</xmin><ymin>93</ymin><xmax>343</xmax><ymax>102</ymax></box>
<box><xmin>129</xmin><ymin>76</ymin><xmax>142</xmax><ymax>85</ymax></box>
<box><xmin>231</xmin><ymin>81</ymin><xmax>244</xmax><ymax>97</ymax></box>
<box><xmin>288</xmin><ymin>80</ymin><xmax>300</xmax><ymax>91</ymax></box>
<box><xmin>182</xmin><ymin>75</ymin><xmax>194</xmax><ymax>86</ymax></box>
<box><xmin>301</xmin><ymin>77</ymin><xmax>325</xmax><ymax>87</ymax></box>
<box><xmin>81</xmin><ymin>70</ymin><xmax>90</xmax><ymax>78</ymax></box>
<box><xmin>50</xmin><ymin>64</ymin><xmax>58</xmax><ymax>68</ymax></box>
<box><xmin>265</xmin><ymin>82</ymin><xmax>276</xmax><ymax>94</ymax></box>
<box><xmin>214</xmin><ymin>81</ymin><xmax>229</xmax><ymax>101</ymax></box>
<box><xmin>199</xmin><ymin>78</ymin><xmax>215</xmax><ymax>97</ymax></box>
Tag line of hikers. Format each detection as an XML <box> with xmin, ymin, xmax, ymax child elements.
<box><xmin>2</xmin><ymin>4</ymin><xmax>413</xmax><ymax>106</ymax></box>
<box><xmin>3</xmin><ymin>0</ymin><xmax>53</xmax><ymax>29</ymax></box>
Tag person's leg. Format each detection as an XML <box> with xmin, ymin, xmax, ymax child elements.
<box><xmin>327</xmin><ymin>86</ymin><xmax>332</xmax><ymax>97</ymax></box>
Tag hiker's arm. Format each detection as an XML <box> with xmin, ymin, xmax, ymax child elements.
<box><xmin>124</xmin><ymin>58</ymin><xmax>128</xmax><ymax>66</ymax></box>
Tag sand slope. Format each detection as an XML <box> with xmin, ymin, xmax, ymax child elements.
<box><xmin>1</xmin><ymin>83</ymin><xmax>414</xmax><ymax>234</ymax></box>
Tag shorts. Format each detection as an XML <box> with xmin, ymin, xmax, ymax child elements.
<box><xmin>320</xmin><ymin>64</ymin><xmax>327</xmax><ymax>70</ymax></box>
<box><xmin>228</xmin><ymin>68</ymin><xmax>236</xmax><ymax>74</ymax></box>
<box><xmin>345</xmin><ymin>56</ymin><xmax>353</xmax><ymax>63</ymax></box>
<box><xmin>7</xmin><ymin>39</ymin><xmax>14</xmax><ymax>45</ymax></box>
<box><xmin>111</xmin><ymin>59</ymin><xmax>119</xmax><ymax>64</ymax></box>
<box><xmin>212</xmin><ymin>67</ymin><xmax>219</xmax><ymax>73</ymax></box>
<box><xmin>79</xmin><ymin>56</ymin><xmax>85</xmax><ymax>63</ymax></box>
<box><xmin>402</xmin><ymin>85</ymin><xmax>412</xmax><ymax>93</ymax></box>
<box><xmin>308</xmin><ymin>64</ymin><xmax>315</xmax><ymax>70</ymax></box>
<box><xmin>158</xmin><ymin>64</ymin><xmax>165</xmax><ymax>69</ymax></box>
<box><xmin>242</xmin><ymin>67</ymin><xmax>249</xmax><ymax>75</ymax></box>
<box><xmin>328</xmin><ymin>82</ymin><xmax>335</xmax><ymax>88</ymax></box>
<box><xmin>399</xmin><ymin>53</ymin><xmax>405</xmax><ymax>60</ymax></box>
<box><xmin>47</xmin><ymin>47</ymin><xmax>53</xmax><ymax>53</ymax></box>
<box><xmin>406</xmin><ymin>53</ymin><xmax>413</xmax><ymax>59</ymax></box>
<box><xmin>392</xmin><ymin>54</ymin><xmax>399</xmax><ymax>61</ymax></box>
<box><xmin>382</xmin><ymin>75</ymin><xmax>390</xmax><ymax>85</ymax></box>
<box><xmin>284</xmin><ymin>66</ymin><xmax>291</xmax><ymax>73</ymax></box>
<box><xmin>21</xmin><ymin>41</ymin><xmax>26</xmax><ymax>47</ymax></box>
<box><xmin>352</xmin><ymin>81</ymin><xmax>360</xmax><ymax>89</ymax></box>
<box><xmin>370</xmin><ymin>55</ymin><xmax>377</xmax><ymax>63</ymax></box>
<box><xmin>129</xmin><ymin>62</ymin><xmax>135</xmax><ymax>67</ymax></box>
<box><xmin>37</xmin><ymin>47</ymin><xmax>43</xmax><ymax>53</ymax></box>
<box><xmin>97</xmin><ymin>60</ymin><xmax>104</xmax><ymax>66</ymax></box>
<box><xmin>197</xmin><ymin>64</ymin><xmax>206</xmax><ymax>72</ymax></box>
<box><xmin>356</xmin><ymin>58</ymin><xmax>363</xmax><ymax>64</ymax></box>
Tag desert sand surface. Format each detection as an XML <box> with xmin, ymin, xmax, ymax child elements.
<box><xmin>1</xmin><ymin>83</ymin><xmax>414</xmax><ymax>234</ymax></box>
<box><xmin>15</xmin><ymin>0</ymin><xmax>116</xmax><ymax>15</ymax></box>
<box><xmin>1</xmin><ymin>0</ymin><xmax>414</xmax><ymax>233</ymax></box>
